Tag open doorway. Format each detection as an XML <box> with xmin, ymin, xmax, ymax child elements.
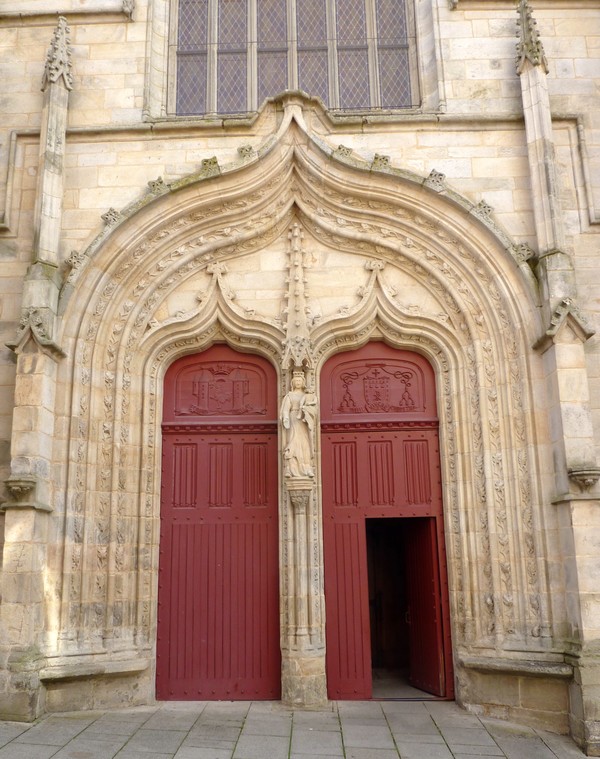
<box><xmin>366</xmin><ymin>517</ymin><xmax>446</xmax><ymax>700</ymax></box>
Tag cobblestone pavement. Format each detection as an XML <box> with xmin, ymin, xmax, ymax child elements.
<box><xmin>0</xmin><ymin>700</ymin><xmax>587</xmax><ymax>759</ymax></box>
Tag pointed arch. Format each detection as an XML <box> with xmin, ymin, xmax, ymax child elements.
<box><xmin>44</xmin><ymin>106</ymin><xmax>552</xmax><ymax>699</ymax></box>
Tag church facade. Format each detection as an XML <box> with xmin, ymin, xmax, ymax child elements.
<box><xmin>1</xmin><ymin>0</ymin><xmax>600</xmax><ymax>754</ymax></box>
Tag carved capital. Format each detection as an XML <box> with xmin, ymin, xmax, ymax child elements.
<box><xmin>42</xmin><ymin>17</ymin><xmax>73</xmax><ymax>92</ymax></box>
<box><xmin>288</xmin><ymin>489</ymin><xmax>311</xmax><ymax>515</ymax></box>
<box><xmin>516</xmin><ymin>0</ymin><xmax>549</xmax><ymax>75</ymax></box>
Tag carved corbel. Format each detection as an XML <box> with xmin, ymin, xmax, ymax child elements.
<box><xmin>6</xmin><ymin>308</ymin><xmax>65</xmax><ymax>360</ymax></box>
<box><xmin>534</xmin><ymin>298</ymin><xmax>595</xmax><ymax>352</ymax></box>
<box><xmin>2</xmin><ymin>475</ymin><xmax>51</xmax><ymax>512</ymax></box>
<box><xmin>568</xmin><ymin>468</ymin><xmax>600</xmax><ymax>494</ymax></box>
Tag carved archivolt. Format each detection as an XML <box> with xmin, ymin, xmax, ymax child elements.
<box><xmin>49</xmin><ymin>116</ymin><xmax>548</xmax><ymax>664</ymax></box>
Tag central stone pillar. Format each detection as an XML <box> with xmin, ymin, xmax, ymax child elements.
<box><xmin>281</xmin><ymin>478</ymin><xmax>327</xmax><ymax>706</ymax></box>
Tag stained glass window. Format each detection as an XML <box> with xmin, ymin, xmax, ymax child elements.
<box><xmin>176</xmin><ymin>0</ymin><xmax>416</xmax><ymax>115</ymax></box>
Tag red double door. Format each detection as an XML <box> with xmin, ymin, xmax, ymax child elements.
<box><xmin>158</xmin><ymin>343</ymin><xmax>452</xmax><ymax>702</ymax></box>
<box><xmin>157</xmin><ymin>346</ymin><xmax>280</xmax><ymax>699</ymax></box>
<box><xmin>321</xmin><ymin>343</ymin><xmax>453</xmax><ymax>700</ymax></box>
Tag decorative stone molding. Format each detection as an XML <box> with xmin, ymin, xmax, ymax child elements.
<box><xmin>41</xmin><ymin>16</ymin><xmax>73</xmax><ymax>92</ymax></box>
<box><xmin>334</xmin><ymin>145</ymin><xmax>353</xmax><ymax>159</ymax></box>
<box><xmin>282</xmin><ymin>223</ymin><xmax>313</xmax><ymax>369</ymax></box>
<box><xmin>424</xmin><ymin>169</ymin><xmax>447</xmax><ymax>193</ymax></box>
<box><xmin>199</xmin><ymin>157</ymin><xmax>220</xmax><ymax>177</ymax></box>
<box><xmin>101</xmin><ymin>208</ymin><xmax>122</xmax><ymax>226</ymax></box>
<box><xmin>7</xmin><ymin>307</ymin><xmax>65</xmax><ymax>359</ymax></box>
<box><xmin>147</xmin><ymin>177</ymin><xmax>169</xmax><ymax>195</ymax></box>
<box><xmin>371</xmin><ymin>153</ymin><xmax>391</xmax><ymax>171</ymax></box>
<box><xmin>472</xmin><ymin>200</ymin><xmax>493</xmax><ymax>223</ymax></box>
<box><xmin>568</xmin><ymin>468</ymin><xmax>600</xmax><ymax>493</ymax></box>
<box><xmin>238</xmin><ymin>144</ymin><xmax>254</xmax><ymax>159</ymax></box>
<box><xmin>516</xmin><ymin>0</ymin><xmax>549</xmax><ymax>75</ymax></box>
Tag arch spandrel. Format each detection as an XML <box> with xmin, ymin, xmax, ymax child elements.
<box><xmin>47</xmin><ymin>111</ymin><xmax>554</xmax><ymax>680</ymax></box>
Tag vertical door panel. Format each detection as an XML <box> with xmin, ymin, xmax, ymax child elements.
<box><xmin>323</xmin><ymin>519</ymin><xmax>372</xmax><ymax>698</ymax></box>
<box><xmin>404</xmin><ymin>518</ymin><xmax>445</xmax><ymax>696</ymax></box>
<box><xmin>322</xmin><ymin>344</ymin><xmax>452</xmax><ymax>701</ymax></box>
<box><xmin>157</xmin><ymin>346</ymin><xmax>279</xmax><ymax>700</ymax></box>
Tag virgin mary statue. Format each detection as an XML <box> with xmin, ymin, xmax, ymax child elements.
<box><xmin>280</xmin><ymin>372</ymin><xmax>317</xmax><ymax>478</ymax></box>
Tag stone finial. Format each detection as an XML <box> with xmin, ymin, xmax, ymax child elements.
<box><xmin>516</xmin><ymin>0</ymin><xmax>549</xmax><ymax>75</ymax></box>
<box><xmin>41</xmin><ymin>16</ymin><xmax>73</xmax><ymax>92</ymax></box>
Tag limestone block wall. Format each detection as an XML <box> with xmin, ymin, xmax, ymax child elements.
<box><xmin>0</xmin><ymin>0</ymin><xmax>598</xmax><ymax>749</ymax></box>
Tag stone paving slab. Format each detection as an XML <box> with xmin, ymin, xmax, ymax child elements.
<box><xmin>0</xmin><ymin>700</ymin><xmax>588</xmax><ymax>758</ymax></box>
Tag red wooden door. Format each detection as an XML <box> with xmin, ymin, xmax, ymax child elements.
<box><xmin>321</xmin><ymin>343</ymin><xmax>452</xmax><ymax>700</ymax></box>
<box><xmin>157</xmin><ymin>346</ymin><xmax>280</xmax><ymax>700</ymax></box>
<box><xmin>404</xmin><ymin>518</ymin><xmax>445</xmax><ymax>696</ymax></box>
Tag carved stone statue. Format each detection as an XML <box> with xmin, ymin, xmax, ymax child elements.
<box><xmin>280</xmin><ymin>372</ymin><xmax>317</xmax><ymax>478</ymax></box>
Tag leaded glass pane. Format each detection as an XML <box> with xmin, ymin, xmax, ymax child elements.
<box><xmin>297</xmin><ymin>0</ymin><xmax>327</xmax><ymax>46</ymax></box>
<box><xmin>298</xmin><ymin>50</ymin><xmax>329</xmax><ymax>104</ymax></box>
<box><xmin>336</xmin><ymin>0</ymin><xmax>367</xmax><ymax>45</ymax></box>
<box><xmin>375</xmin><ymin>0</ymin><xmax>407</xmax><ymax>43</ymax></box>
<box><xmin>218</xmin><ymin>0</ymin><xmax>247</xmax><ymax>51</ymax></box>
<box><xmin>258</xmin><ymin>0</ymin><xmax>287</xmax><ymax>46</ymax></box>
<box><xmin>178</xmin><ymin>0</ymin><xmax>208</xmax><ymax>50</ymax></box>
<box><xmin>378</xmin><ymin>47</ymin><xmax>411</xmax><ymax>107</ymax></box>
<box><xmin>258</xmin><ymin>52</ymin><xmax>288</xmax><ymax>103</ymax></box>
<box><xmin>218</xmin><ymin>52</ymin><xmax>247</xmax><ymax>113</ymax></box>
<box><xmin>177</xmin><ymin>53</ymin><xmax>207</xmax><ymax>114</ymax></box>
<box><xmin>338</xmin><ymin>48</ymin><xmax>370</xmax><ymax>109</ymax></box>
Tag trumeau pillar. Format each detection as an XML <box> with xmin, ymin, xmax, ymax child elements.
<box><xmin>0</xmin><ymin>18</ymin><xmax>70</xmax><ymax>720</ymax></box>
<box><xmin>517</xmin><ymin>2</ymin><xmax>600</xmax><ymax>753</ymax></box>
<box><xmin>280</xmin><ymin>224</ymin><xmax>327</xmax><ymax>706</ymax></box>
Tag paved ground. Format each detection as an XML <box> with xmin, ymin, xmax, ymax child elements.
<box><xmin>0</xmin><ymin>700</ymin><xmax>586</xmax><ymax>759</ymax></box>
